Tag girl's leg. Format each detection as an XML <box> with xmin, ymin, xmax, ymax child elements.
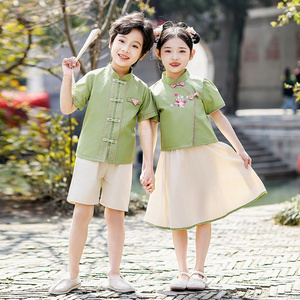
<box><xmin>104</xmin><ymin>207</ymin><xmax>125</xmax><ymax>279</ymax></box>
<box><xmin>170</xmin><ymin>229</ymin><xmax>189</xmax><ymax>290</ymax></box>
<box><xmin>194</xmin><ymin>222</ymin><xmax>211</xmax><ymax>273</ymax></box>
<box><xmin>68</xmin><ymin>203</ymin><xmax>94</xmax><ymax>279</ymax></box>
<box><xmin>172</xmin><ymin>229</ymin><xmax>189</xmax><ymax>273</ymax></box>
<box><xmin>186</xmin><ymin>223</ymin><xmax>211</xmax><ymax>291</ymax></box>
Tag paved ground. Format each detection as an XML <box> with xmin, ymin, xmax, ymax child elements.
<box><xmin>0</xmin><ymin>203</ymin><xmax>300</xmax><ymax>300</ymax></box>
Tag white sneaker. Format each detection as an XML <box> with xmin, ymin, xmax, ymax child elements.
<box><xmin>170</xmin><ymin>272</ymin><xmax>190</xmax><ymax>291</ymax></box>
<box><xmin>186</xmin><ymin>270</ymin><xmax>207</xmax><ymax>290</ymax></box>
<box><xmin>108</xmin><ymin>275</ymin><xmax>135</xmax><ymax>293</ymax></box>
<box><xmin>49</xmin><ymin>274</ymin><xmax>81</xmax><ymax>295</ymax></box>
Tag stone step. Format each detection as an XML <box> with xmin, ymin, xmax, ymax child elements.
<box><xmin>255</xmin><ymin>167</ymin><xmax>297</xmax><ymax>177</ymax></box>
<box><xmin>252</xmin><ymin>161</ymin><xmax>290</xmax><ymax>169</ymax></box>
<box><xmin>252</xmin><ymin>155</ymin><xmax>282</xmax><ymax>163</ymax></box>
<box><xmin>214</xmin><ymin>126</ymin><xmax>296</xmax><ymax>178</ymax></box>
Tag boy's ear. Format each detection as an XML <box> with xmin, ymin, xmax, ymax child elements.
<box><xmin>155</xmin><ymin>49</ymin><xmax>161</xmax><ymax>59</ymax></box>
<box><xmin>190</xmin><ymin>49</ymin><xmax>196</xmax><ymax>61</ymax></box>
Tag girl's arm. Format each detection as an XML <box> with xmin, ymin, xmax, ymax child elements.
<box><xmin>60</xmin><ymin>57</ymin><xmax>80</xmax><ymax>115</ymax></box>
<box><xmin>138</xmin><ymin>119</ymin><xmax>156</xmax><ymax>194</ymax></box>
<box><xmin>210</xmin><ymin>110</ymin><xmax>251</xmax><ymax>168</ymax></box>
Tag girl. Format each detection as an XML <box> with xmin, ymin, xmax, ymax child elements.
<box><xmin>49</xmin><ymin>12</ymin><xmax>156</xmax><ymax>295</ymax></box>
<box><xmin>143</xmin><ymin>21</ymin><xmax>267</xmax><ymax>291</ymax></box>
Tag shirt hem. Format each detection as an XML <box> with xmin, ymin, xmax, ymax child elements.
<box><xmin>138</xmin><ymin>110</ymin><xmax>158</xmax><ymax>122</ymax></box>
<box><xmin>76</xmin><ymin>153</ymin><xmax>134</xmax><ymax>165</ymax></box>
<box><xmin>161</xmin><ymin>139</ymin><xmax>219</xmax><ymax>151</ymax></box>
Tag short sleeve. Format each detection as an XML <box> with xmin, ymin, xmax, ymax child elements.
<box><xmin>151</xmin><ymin>114</ymin><xmax>160</xmax><ymax>122</ymax></box>
<box><xmin>137</xmin><ymin>87</ymin><xmax>158</xmax><ymax>122</ymax></box>
<box><xmin>202</xmin><ymin>78</ymin><xmax>225</xmax><ymax>115</ymax></box>
<box><xmin>72</xmin><ymin>72</ymin><xmax>93</xmax><ymax>111</ymax></box>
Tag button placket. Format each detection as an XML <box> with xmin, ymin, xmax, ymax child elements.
<box><xmin>102</xmin><ymin>79</ymin><xmax>126</xmax><ymax>163</ymax></box>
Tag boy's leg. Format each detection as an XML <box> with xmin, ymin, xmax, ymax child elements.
<box><xmin>49</xmin><ymin>203</ymin><xmax>94</xmax><ymax>295</ymax></box>
<box><xmin>104</xmin><ymin>207</ymin><xmax>134</xmax><ymax>292</ymax></box>
<box><xmin>69</xmin><ymin>203</ymin><xmax>94</xmax><ymax>279</ymax></box>
<box><xmin>104</xmin><ymin>207</ymin><xmax>125</xmax><ymax>278</ymax></box>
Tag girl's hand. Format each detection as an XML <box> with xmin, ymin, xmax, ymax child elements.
<box><xmin>238</xmin><ymin>150</ymin><xmax>252</xmax><ymax>169</ymax></box>
<box><xmin>62</xmin><ymin>57</ymin><xmax>80</xmax><ymax>76</ymax></box>
<box><xmin>140</xmin><ymin>169</ymin><xmax>155</xmax><ymax>194</ymax></box>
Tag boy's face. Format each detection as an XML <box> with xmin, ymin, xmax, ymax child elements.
<box><xmin>110</xmin><ymin>28</ymin><xmax>144</xmax><ymax>74</ymax></box>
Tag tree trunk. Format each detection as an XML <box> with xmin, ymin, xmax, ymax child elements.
<box><xmin>224</xmin><ymin>9</ymin><xmax>246</xmax><ymax>115</ymax></box>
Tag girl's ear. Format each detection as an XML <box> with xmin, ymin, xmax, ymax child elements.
<box><xmin>155</xmin><ymin>48</ymin><xmax>161</xmax><ymax>60</ymax></box>
<box><xmin>189</xmin><ymin>49</ymin><xmax>196</xmax><ymax>61</ymax></box>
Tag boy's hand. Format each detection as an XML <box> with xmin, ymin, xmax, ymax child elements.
<box><xmin>140</xmin><ymin>169</ymin><xmax>155</xmax><ymax>194</ymax></box>
<box><xmin>62</xmin><ymin>57</ymin><xmax>80</xmax><ymax>76</ymax></box>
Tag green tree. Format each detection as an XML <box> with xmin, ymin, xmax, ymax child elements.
<box><xmin>271</xmin><ymin>0</ymin><xmax>300</xmax><ymax>102</ymax></box>
<box><xmin>0</xmin><ymin>0</ymin><xmax>154</xmax><ymax>90</ymax></box>
<box><xmin>271</xmin><ymin>0</ymin><xmax>300</xmax><ymax>26</ymax></box>
<box><xmin>0</xmin><ymin>0</ymin><xmax>154</xmax><ymax>205</ymax></box>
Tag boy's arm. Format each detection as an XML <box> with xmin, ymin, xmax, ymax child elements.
<box><xmin>60</xmin><ymin>57</ymin><xmax>80</xmax><ymax>115</ymax></box>
<box><xmin>210</xmin><ymin>110</ymin><xmax>251</xmax><ymax>168</ymax></box>
<box><xmin>138</xmin><ymin>119</ymin><xmax>155</xmax><ymax>194</ymax></box>
<box><xmin>141</xmin><ymin>120</ymin><xmax>158</xmax><ymax>171</ymax></box>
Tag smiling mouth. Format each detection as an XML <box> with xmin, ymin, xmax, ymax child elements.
<box><xmin>119</xmin><ymin>54</ymin><xmax>129</xmax><ymax>60</ymax></box>
<box><xmin>170</xmin><ymin>63</ymin><xmax>180</xmax><ymax>67</ymax></box>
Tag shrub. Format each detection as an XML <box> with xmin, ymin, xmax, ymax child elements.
<box><xmin>274</xmin><ymin>194</ymin><xmax>300</xmax><ymax>226</ymax></box>
<box><xmin>0</xmin><ymin>106</ymin><xmax>78</xmax><ymax>212</ymax></box>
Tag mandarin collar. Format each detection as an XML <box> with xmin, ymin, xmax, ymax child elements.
<box><xmin>161</xmin><ymin>69</ymin><xmax>190</xmax><ymax>85</ymax></box>
<box><xmin>107</xmin><ymin>63</ymin><xmax>133</xmax><ymax>81</ymax></box>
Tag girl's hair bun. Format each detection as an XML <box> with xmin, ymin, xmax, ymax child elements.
<box><xmin>154</xmin><ymin>21</ymin><xmax>200</xmax><ymax>44</ymax></box>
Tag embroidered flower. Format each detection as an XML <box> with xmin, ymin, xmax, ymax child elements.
<box><xmin>171</xmin><ymin>94</ymin><xmax>188</xmax><ymax>108</ymax></box>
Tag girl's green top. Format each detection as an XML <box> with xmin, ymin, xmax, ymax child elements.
<box><xmin>151</xmin><ymin>70</ymin><xmax>225</xmax><ymax>151</ymax></box>
<box><xmin>72</xmin><ymin>64</ymin><xmax>157</xmax><ymax>164</ymax></box>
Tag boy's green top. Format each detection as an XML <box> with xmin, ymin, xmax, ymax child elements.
<box><xmin>72</xmin><ymin>64</ymin><xmax>157</xmax><ymax>164</ymax></box>
<box><xmin>151</xmin><ymin>70</ymin><xmax>225</xmax><ymax>151</ymax></box>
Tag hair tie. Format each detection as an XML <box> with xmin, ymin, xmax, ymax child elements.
<box><xmin>153</xmin><ymin>25</ymin><xmax>163</xmax><ymax>43</ymax></box>
<box><xmin>186</xmin><ymin>26</ymin><xmax>199</xmax><ymax>44</ymax></box>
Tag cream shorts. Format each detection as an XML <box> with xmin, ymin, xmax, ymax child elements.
<box><xmin>67</xmin><ymin>157</ymin><xmax>133</xmax><ymax>211</ymax></box>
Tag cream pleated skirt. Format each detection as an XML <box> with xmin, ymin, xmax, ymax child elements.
<box><xmin>144</xmin><ymin>142</ymin><xmax>267</xmax><ymax>230</ymax></box>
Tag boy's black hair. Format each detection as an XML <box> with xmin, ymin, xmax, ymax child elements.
<box><xmin>109</xmin><ymin>11</ymin><xmax>154</xmax><ymax>63</ymax></box>
<box><xmin>156</xmin><ymin>21</ymin><xmax>200</xmax><ymax>54</ymax></box>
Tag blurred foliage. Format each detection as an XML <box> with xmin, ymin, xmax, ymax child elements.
<box><xmin>0</xmin><ymin>0</ymin><xmax>155</xmax><ymax>93</ymax></box>
<box><xmin>271</xmin><ymin>0</ymin><xmax>300</xmax><ymax>27</ymax></box>
<box><xmin>0</xmin><ymin>106</ymin><xmax>78</xmax><ymax>211</ymax></box>
<box><xmin>274</xmin><ymin>194</ymin><xmax>300</xmax><ymax>226</ymax></box>
<box><xmin>272</xmin><ymin>1</ymin><xmax>300</xmax><ymax>102</ymax></box>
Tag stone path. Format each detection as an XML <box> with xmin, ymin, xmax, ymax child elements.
<box><xmin>0</xmin><ymin>204</ymin><xmax>300</xmax><ymax>299</ymax></box>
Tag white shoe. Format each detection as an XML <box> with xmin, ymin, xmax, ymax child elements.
<box><xmin>170</xmin><ymin>272</ymin><xmax>190</xmax><ymax>291</ymax></box>
<box><xmin>49</xmin><ymin>274</ymin><xmax>81</xmax><ymax>295</ymax></box>
<box><xmin>108</xmin><ymin>275</ymin><xmax>135</xmax><ymax>293</ymax></box>
<box><xmin>186</xmin><ymin>270</ymin><xmax>207</xmax><ymax>290</ymax></box>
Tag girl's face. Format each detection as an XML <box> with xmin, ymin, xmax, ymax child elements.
<box><xmin>156</xmin><ymin>37</ymin><xmax>195</xmax><ymax>80</ymax></box>
<box><xmin>110</xmin><ymin>28</ymin><xmax>144</xmax><ymax>76</ymax></box>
